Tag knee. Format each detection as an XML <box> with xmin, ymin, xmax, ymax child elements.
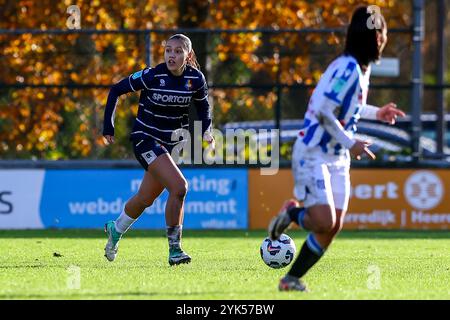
<box><xmin>314</xmin><ymin>218</ymin><xmax>336</xmax><ymax>234</ymax></box>
<box><xmin>330</xmin><ymin>216</ymin><xmax>345</xmax><ymax>236</ymax></box>
<box><xmin>333</xmin><ymin>219</ymin><xmax>344</xmax><ymax>234</ymax></box>
<box><xmin>169</xmin><ymin>180</ymin><xmax>188</xmax><ymax>200</ymax></box>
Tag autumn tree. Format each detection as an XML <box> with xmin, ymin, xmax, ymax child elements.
<box><xmin>0</xmin><ymin>0</ymin><xmax>415</xmax><ymax>160</ymax></box>
<box><xmin>0</xmin><ymin>0</ymin><xmax>178</xmax><ymax>159</ymax></box>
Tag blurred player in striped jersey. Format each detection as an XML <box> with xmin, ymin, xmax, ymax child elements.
<box><xmin>268</xmin><ymin>6</ymin><xmax>405</xmax><ymax>291</ymax></box>
<box><xmin>102</xmin><ymin>34</ymin><xmax>213</xmax><ymax>266</ymax></box>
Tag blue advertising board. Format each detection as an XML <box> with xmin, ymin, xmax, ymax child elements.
<box><xmin>40</xmin><ymin>169</ymin><xmax>248</xmax><ymax>229</ymax></box>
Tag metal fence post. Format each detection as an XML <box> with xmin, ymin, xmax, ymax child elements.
<box><xmin>145</xmin><ymin>32</ymin><xmax>151</xmax><ymax>66</ymax></box>
<box><xmin>436</xmin><ymin>0</ymin><xmax>447</xmax><ymax>155</ymax></box>
<box><xmin>411</xmin><ymin>0</ymin><xmax>424</xmax><ymax>162</ymax></box>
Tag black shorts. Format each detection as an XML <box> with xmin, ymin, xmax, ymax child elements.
<box><xmin>132</xmin><ymin>138</ymin><xmax>174</xmax><ymax>170</ymax></box>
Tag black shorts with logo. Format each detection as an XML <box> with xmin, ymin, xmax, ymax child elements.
<box><xmin>132</xmin><ymin>138</ymin><xmax>174</xmax><ymax>170</ymax></box>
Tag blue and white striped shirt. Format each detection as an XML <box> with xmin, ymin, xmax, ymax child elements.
<box><xmin>298</xmin><ymin>55</ymin><xmax>371</xmax><ymax>155</ymax></box>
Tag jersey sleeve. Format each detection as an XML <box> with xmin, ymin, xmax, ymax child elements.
<box><xmin>317</xmin><ymin>61</ymin><xmax>361</xmax><ymax>149</ymax></box>
<box><xmin>193</xmin><ymin>73</ymin><xmax>212</xmax><ymax>135</ymax></box>
<box><xmin>102</xmin><ymin>77</ymin><xmax>133</xmax><ymax>136</ymax></box>
<box><xmin>127</xmin><ymin>67</ymin><xmax>154</xmax><ymax>92</ymax></box>
<box><xmin>103</xmin><ymin>68</ymin><xmax>154</xmax><ymax>136</ymax></box>
<box><xmin>319</xmin><ymin>104</ymin><xmax>356</xmax><ymax>149</ymax></box>
<box><xmin>360</xmin><ymin>104</ymin><xmax>379</xmax><ymax>120</ymax></box>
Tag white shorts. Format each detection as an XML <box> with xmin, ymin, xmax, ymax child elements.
<box><xmin>292</xmin><ymin>139</ymin><xmax>351</xmax><ymax>211</ymax></box>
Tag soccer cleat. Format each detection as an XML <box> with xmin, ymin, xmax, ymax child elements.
<box><xmin>278</xmin><ymin>275</ymin><xmax>309</xmax><ymax>292</ymax></box>
<box><xmin>168</xmin><ymin>247</ymin><xmax>191</xmax><ymax>266</ymax></box>
<box><xmin>104</xmin><ymin>221</ymin><xmax>122</xmax><ymax>262</ymax></box>
<box><xmin>268</xmin><ymin>199</ymin><xmax>299</xmax><ymax>240</ymax></box>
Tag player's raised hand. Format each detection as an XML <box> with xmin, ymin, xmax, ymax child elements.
<box><xmin>104</xmin><ymin>135</ymin><xmax>115</xmax><ymax>145</ymax></box>
<box><xmin>350</xmin><ymin>139</ymin><xmax>376</xmax><ymax>160</ymax></box>
<box><xmin>376</xmin><ymin>102</ymin><xmax>406</xmax><ymax>125</ymax></box>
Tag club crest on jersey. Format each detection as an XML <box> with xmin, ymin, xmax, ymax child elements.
<box><xmin>185</xmin><ymin>79</ymin><xmax>193</xmax><ymax>90</ymax></box>
<box><xmin>160</xmin><ymin>79</ymin><xmax>166</xmax><ymax>87</ymax></box>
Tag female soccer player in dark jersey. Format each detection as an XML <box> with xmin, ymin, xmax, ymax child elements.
<box><xmin>102</xmin><ymin>34</ymin><xmax>213</xmax><ymax>266</ymax></box>
<box><xmin>268</xmin><ymin>7</ymin><xmax>405</xmax><ymax>291</ymax></box>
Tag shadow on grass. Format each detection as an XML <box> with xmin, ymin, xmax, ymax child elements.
<box><xmin>0</xmin><ymin>264</ymin><xmax>52</xmax><ymax>269</ymax></box>
<box><xmin>0</xmin><ymin>290</ymin><xmax>243</xmax><ymax>299</ymax></box>
<box><xmin>0</xmin><ymin>229</ymin><xmax>449</xmax><ymax>240</ymax></box>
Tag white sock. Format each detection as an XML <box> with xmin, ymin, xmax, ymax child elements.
<box><xmin>115</xmin><ymin>211</ymin><xmax>136</xmax><ymax>234</ymax></box>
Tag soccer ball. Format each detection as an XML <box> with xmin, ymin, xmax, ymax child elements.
<box><xmin>260</xmin><ymin>234</ymin><xmax>296</xmax><ymax>269</ymax></box>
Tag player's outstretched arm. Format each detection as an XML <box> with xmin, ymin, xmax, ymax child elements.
<box><xmin>360</xmin><ymin>102</ymin><xmax>405</xmax><ymax>125</ymax></box>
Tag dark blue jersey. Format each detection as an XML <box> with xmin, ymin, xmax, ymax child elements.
<box><xmin>103</xmin><ymin>63</ymin><xmax>212</xmax><ymax>145</ymax></box>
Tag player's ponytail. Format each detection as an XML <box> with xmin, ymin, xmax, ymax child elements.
<box><xmin>168</xmin><ymin>34</ymin><xmax>201</xmax><ymax>70</ymax></box>
<box><xmin>187</xmin><ymin>48</ymin><xmax>201</xmax><ymax>70</ymax></box>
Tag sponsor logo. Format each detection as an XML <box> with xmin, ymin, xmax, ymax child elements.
<box><xmin>351</xmin><ymin>182</ymin><xmax>398</xmax><ymax>200</ymax></box>
<box><xmin>69</xmin><ymin>198</ymin><xmax>124</xmax><ymax>215</ymax></box>
<box><xmin>131</xmin><ymin>175</ymin><xmax>233</xmax><ymax>195</ymax></box>
<box><xmin>132</xmin><ymin>70</ymin><xmax>143</xmax><ymax>80</ymax></box>
<box><xmin>0</xmin><ymin>170</ymin><xmax>45</xmax><ymax>229</ymax></box>
<box><xmin>404</xmin><ymin>171</ymin><xmax>444</xmax><ymax>210</ymax></box>
<box><xmin>345</xmin><ymin>210</ymin><xmax>396</xmax><ymax>226</ymax></box>
<box><xmin>152</xmin><ymin>93</ymin><xmax>191</xmax><ymax>104</ymax></box>
<box><xmin>200</xmin><ymin>219</ymin><xmax>238</xmax><ymax>229</ymax></box>
<box><xmin>411</xmin><ymin>211</ymin><xmax>450</xmax><ymax>224</ymax></box>
<box><xmin>331</xmin><ymin>78</ymin><xmax>346</xmax><ymax>93</ymax></box>
<box><xmin>142</xmin><ymin>150</ymin><xmax>157</xmax><ymax>165</ymax></box>
<box><xmin>40</xmin><ymin>169</ymin><xmax>247</xmax><ymax>229</ymax></box>
<box><xmin>0</xmin><ymin>191</ymin><xmax>13</xmax><ymax>214</ymax></box>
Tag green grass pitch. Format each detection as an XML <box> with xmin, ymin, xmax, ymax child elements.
<box><xmin>0</xmin><ymin>230</ymin><xmax>449</xmax><ymax>300</ymax></box>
